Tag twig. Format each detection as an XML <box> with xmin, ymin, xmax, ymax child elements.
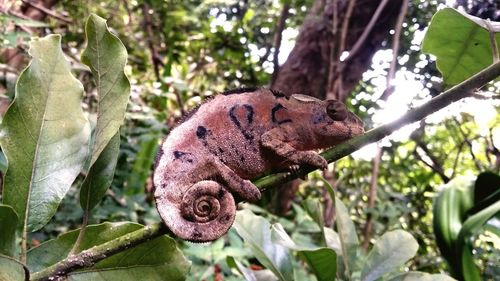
<box><xmin>21</xmin><ymin>0</ymin><xmax>71</xmax><ymax>23</ymax></box>
<box><xmin>271</xmin><ymin>3</ymin><xmax>290</xmax><ymax>86</ymax></box>
<box><xmin>452</xmin><ymin>118</ymin><xmax>483</xmax><ymax>171</ymax></box>
<box><xmin>31</xmin><ymin>60</ymin><xmax>500</xmax><ymax>281</ymax></box>
<box><xmin>31</xmin><ymin>223</ymin><xmax>169</xmax><ymax>281</ymax></box>
<box><xmin>362</xmin><ymin>146</ymin><xmax>382</xmax><ymax>251</ymax></box>
<box><xmin>343</xmin><ymin>0</ymin><xmax>389</xmax><ymax>64</ymax></box>
<box><xmin>381</xmin><ymin>0</ymin><xmax>409</xmax><ymax>100</ymax></box>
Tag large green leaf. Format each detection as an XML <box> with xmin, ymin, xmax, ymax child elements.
<box><xmin>233</xmin><ymin>209</ymin><xmax>293</xmax><ymax>281</ymax></box>
<box><xmin>79</xmin><ymin>132</ymin><xmax>120</xmax><ymax>211</ymax></box>
<box><xmin>0</xmin><ymin>205</ymin><xmax>18</xmax><ymax>257</ymax></box>
<box><xmin>28</xmin><ymin>222</ymin><xmax>190</xmax><ymax>280</ymax></box>
<box><xmin>422</xmin><ymin>8</ymin><xmax>500</xmax><ymax>85</ymax></box>
<box><xmin>361</xmin><ymin>230</ymin><xmax>419</xmax><ymax>281</ymax></box>
<box><xmin>0</xmin><ymin>35</ymin><xmax>91</xmax><ymax>232</ymax></box>
<box><xmin>0</xmin><ymin>255</ymin><xmax>28</xmax><ymax>281</ymax></box>
<box><xmin>432</xmin><ymin>176</ymin><xmax>475</xmax><ymax>278</ymax></box>
<box><xmin>81</xmin><ymin>14</ymin><xmax>130</xmax><ymax>166</ymax></box>
<box><xmin>271</xmin><ymin>224</ymin><xmax>336</xmax><ymax>281</ymax></box>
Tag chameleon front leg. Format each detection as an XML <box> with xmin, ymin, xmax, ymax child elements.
<box><xmin>260</xmin><ymin>128</ymin><xmax>328</xmax><ymax>169</ymax></box>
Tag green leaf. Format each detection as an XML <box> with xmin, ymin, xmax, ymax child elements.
<box><xmin>271</xmin><ymin>224</ymin><xmax>336</xmax><ymax>281</ymax></box>
<box><xmin>0</xmin><ymin>14</ymin><xmax>49</xmax><ymax>27</ymax></box>
<box><xmin>0</xmin><ymin>255</ymin><xmax>28</xmax><ymax>281</ymax></box>
<box><xmin>432</xmin><ymin>176</ymin><xmax>475</xmax><ymax>277</ymax></box>
<box><xmin>125</xmin><ymin>137</ymin><xmax>158</xmax><ymax>195</ymax></box>
<box><xmin>79</xmin><ymin>132</ymin><xmax>120</xmax><ymax>211</ymax></box>
<box><xmin>28</xmin><ymin>222</ymin><xmax>190</xmax><ymax>280</ymax></box>
<box><xmin>233</xmin><ymin>209</ymin><xmax>293</xmax><ymax>281</ymax></box>
<box><xmin>81</xmin><ymin>14</ymin><xmax>130</xmax><ymax>166</ymax></box>
<box><xmin>227</xmin><ymin>256</ymin><xmax>257</xmax><ymax>281</ymax></box>
<box><xmin>0</xmin><ymin>205</ymin><xmax>18</xmax><ymax>257</ymax></box>
<box><xmin>458</xmin><ymin>199</ymin><xmax>500</xmax><ymax>281</ymax></box>
<box><xmin>361</xmin><ymin>230</ymin><xmax>419</xmax><ymax>281</ymax></box>
<box><xmin>422</xmin><ymin>8</ymin><xmax>500</xmax><ymax>85</ymax></box>
<box><xmin>0</xmin><ymin>35</ymin><xmax>91</xmax><ymax>232</ymax></box>
<box><xmin>302</xmin><ymin>198</ymin><xmax>326</xmax><ymax>245</ymax></box>
<box><xmin>387</xmin><ymin>272</ymin><xmax>456</xmax><ymax>281</ymax></box>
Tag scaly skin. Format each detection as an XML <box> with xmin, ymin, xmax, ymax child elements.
<box><xmin>153</xmin><ymin>87</ymin><xmax>364</xmax><ymax>242</ymax></box>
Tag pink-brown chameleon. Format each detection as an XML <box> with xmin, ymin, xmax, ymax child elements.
<box><xmin>153</xmin><ymin>87</ymin><xmax>364</xmax><ymax>242</ymax></box>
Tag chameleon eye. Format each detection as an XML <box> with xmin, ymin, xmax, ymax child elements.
<box><xmin>326</xmin><ymin>100</ymin><xmax>348</xmax><ymax>121</ymax></box>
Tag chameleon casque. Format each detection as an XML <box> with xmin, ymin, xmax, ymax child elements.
<box><xmin>153</xmin><ymin>87</ymin><xmax>364</xmax><ymax>242</ymax></box>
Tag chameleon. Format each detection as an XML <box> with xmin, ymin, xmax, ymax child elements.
<box><xmin>153</xmin><ymin>87</ymin><xmax>364</xmax><ymax>242</ymax></box>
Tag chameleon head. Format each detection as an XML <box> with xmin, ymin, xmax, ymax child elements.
<box><xmin>289</xmin><ymin>94</ymin><xmax>364</xmax><ymax>148</ymax></box>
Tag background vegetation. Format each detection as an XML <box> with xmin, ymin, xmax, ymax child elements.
<box><xmin>0</xmin><ymin>0</ymin><xmax>498</xmax><ymax>280</ymax></box>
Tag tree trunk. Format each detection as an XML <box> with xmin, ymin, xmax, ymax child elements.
<box><xmin>270</xmin><ymin>0</ymin><xmax>404</xmax><ymax>214</ymax></box>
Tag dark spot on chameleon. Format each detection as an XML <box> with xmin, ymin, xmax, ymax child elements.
<box><xmin>271</xmin><ymin>103</ymin><xmax>292</xmax><ymax>125</ymax></box>
<box><xmin>184</xmin><ymin>213</ymin><xmax>195</xmax><ymax>222</ymax></box>
<box><xmin>196</xmin><ymin>126</ymin><xmax>207</xmax><ymax>139</ymax></box>
<box><xmin>240</xmin><ymin>155</ymin><xmax>245</xmax><ymax>162</ymax></box>
<box><xmin>243</xmin><ymin>104</ymin><xmax>254</xmax><ymax>124</ymax></box>
<box><xmin>218</xmin><ymin>188</ymin><xmax>225</xmax><ymax>199</ymax></box>
<box><xmin>219</xmin><ymin>214</ymin><xmax>232</xmax><ymax>223</ymax></box>
<box><xmin>221</xmin><ymin>87</ymin><xmax>259</xmax><ymax>95</ymax></box>
<box><xmin>192</xmin><ymin>229</ymin><xmax>203</xmax><ymax>238</ymax></box>
<box><xmin>218</xmin><ymin>147</ymin><xmax>224</xmax><ymax>154</ymax></box>
<box><xmin>270</xmin><ymin>89</ymin><xmax>288</xmax><ymax>99</ymax></box>
<box><xmin>173</xmin><ymin>150</ymin><xmax>186</xmax><ymax>159</ymax></box>
<box><xmin>313</xmin><ymin>112</ymin><xmax>327</xmax><ymax>124</ymax></box>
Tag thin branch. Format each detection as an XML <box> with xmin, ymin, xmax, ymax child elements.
<box><xmin>362</xmin><ymin>146</ymin><xmax>382</xmax><ymax>251</ymax></box>
<box><xmin>452</xmin><ymin>118</ymin><xmax>483</xmax><ymax>171</ymax></box>
<box><xmin>271</xmin><ymin>3</ymin><xmax>290</xmax><ymax>86</ymax></box>
<box><xmin>31</xmin><ymin>223</ymin><xmax>169</xmax><ymax>281</ymax></box>
<box><xmin>32</xmin><ymin>60</ymin><xmax>500</xmax><ymax>281</ymax></box>
<box><xmin>343</xmin><ymin>0</ymin><xmax>389</xmax><ymax>64</ymax></box>
<box><xmin>381</xmin><ymin>0</ymin><xmax>409</xmax><ymax>100</ymax></box>
<box><xmin>21</xmin><ymin>0</ymin><xmax>71</xmax><ymax>23</ymax></box>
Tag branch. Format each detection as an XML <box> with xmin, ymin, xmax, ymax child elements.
<box><xmin>21</xmin><ymin>0</ymin><xmax>72</xmax><ymax>24</ymax></box>
<box><xmin>31</xmin><ymin>223</ymin><xmax>169</xmax><ymax>281</ymax></box>
<box><xmin>32</xmin><ymin>60</ymin><xmax>500</xmax><ymax>280</ymax></box>
<box><xmin>270</xmin><ymin>3</ymin><xmax>290</xmax><ymax>85</ymax></box>
<box><xmin>255</xmin><ymin>60</ymin><xmax>500</xmax><ymax>190</ymax></box>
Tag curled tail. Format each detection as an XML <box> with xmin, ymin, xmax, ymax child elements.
<box><xmin>156</xmin><ymin>180</ymin><xmax>236</xmax><ymax>242</ymax></box>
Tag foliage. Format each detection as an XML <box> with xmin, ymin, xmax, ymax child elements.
<box><xmin>433</xmin><ymin>172</ymin><xmax>500</xmax><ymax>281</ymax></box>
<box><xmin>0</xmin><ymin>1</ymin><xmax>498</xmax><ymax>280</ymax></box>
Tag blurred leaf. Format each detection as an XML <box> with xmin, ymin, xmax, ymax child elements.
<box><xmin>0</xmin><ymin>205</ymin><xmax>18</xmax><ymax>257</ymax></box>
<box><xmin>432</xmin><ymin>176</ymin><xmax>475</xmax><ymax>279</ymax></box>
<box><xmin>472</xmin><ymin>172</ymin><xmax>500</xmax><ymax>208</ymax></box>
<box><xmin>302</xmin><ymin>198</ymin><xmax>326</xmax><ymax>245</ymax></box>
<box><xmin>0</xmin><ymin>151</ymin><xmax>7</xmax><ymax>174</ymax></box>
<box><xmin>233</xmin><ymin>209</ymin><xmax>293</xmax><ymax>281</ymax></box>
<box><xmin>458</xmin><ymin>199</ymin><xmax>500</xmax><ymax>280</ymax></box>
<box><xmin>271</xmin><ymin>223</ymin><xmax>336</xmax><ymax>281</ymax></box>
<box><xmin>0</xmin><ymin>35</ymin><xmax>91</xmax><ymax>232</ymax></box>
<box><xmin>361</xmin><ymin>230</ymin><xmax>419</xmax><ymax>281</ymax></box>
<box><xmin>0</xmin><ymin>14</ymin><xmax>49</xmax><ymax>27</ymax></box>
<box><xmin>28</xmin><ymin>222</ymin><xmax>189</xmax><ymax>280</ymax></box>
<box><xmin>0</xmin><ymin>255</ymin><xmax>28</xmax><ymax>281</ymax></box>
<box><xmin>227</xmin><ymin>256</ymin><xmax>257</xmax><ymax>281</ymax></box>
<box><xmin>80</xmin><ymin>132</ymin><xmax>120</xmax><ymax>211</ymax></box>
<box><xmin>81</xmin><ymin>14</ymin><xmax>130</xmax><ymax>166</ymax></box>
<box><xmin>126</xmin><ymin>137</ymin><xmax>158</xmax><ymax>195</ymax></box>
<box><xmin>387</xmin><ymin>272</ymin><xmax>456</xmax><ymax>281</ymax></box>
<box><xmin>422</xmin><ymin>8</ymin><xmax>500</xmax><ymax>85</ymax></box>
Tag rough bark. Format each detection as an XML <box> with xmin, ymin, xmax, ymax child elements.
<box><xmin>270</xmin><ymin>0</ymin><xmax>404</xmax><ymax>214</ymax></box>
